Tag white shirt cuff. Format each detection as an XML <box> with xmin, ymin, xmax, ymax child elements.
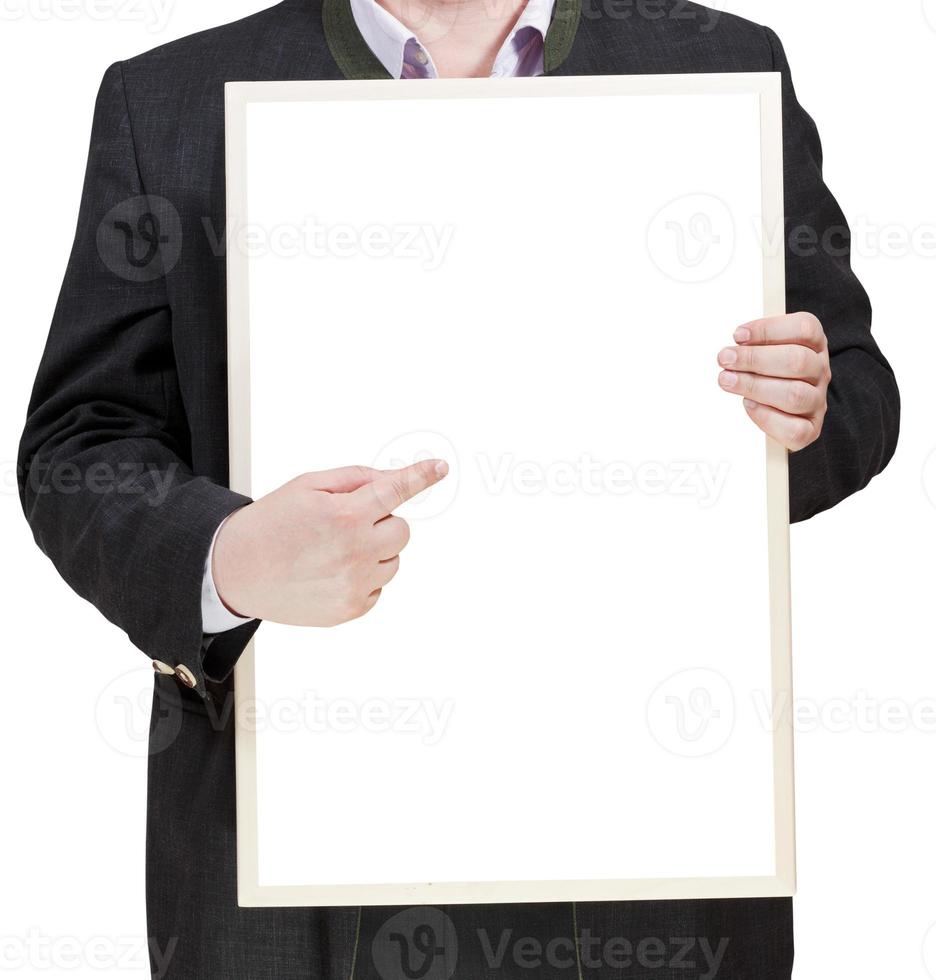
<box><xmin>201</xmin><ymin>518</ymin><xmax>254</xmax><ymax>634</ymax></box>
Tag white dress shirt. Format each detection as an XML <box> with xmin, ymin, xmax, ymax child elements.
<box><xmin>349</xmin><ymin>0</ymin><xmax>556</xmax><ymax>79</ymax></box>
<box><xmin>201</xmin><ymin>0</ymin><xmax>557</xmax><ymax>633</ymax></box>
<box><xmin>202</xmin><ymin>518</ymin><xmax>249</xmax><ymax>633</ymax></box>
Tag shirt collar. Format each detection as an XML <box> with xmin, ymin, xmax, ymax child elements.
<box><xmin>493</xmin><ymin>0</ymin><xmax>555</xmax><ymax>76</ymax></box>
<box><xmin>348</xmin><ymin>0</ymin><xmax>415</xmax><ymax>80</ymax></box>
<box><xmin>348</xmin><ymin>0</ymin><xmax>556</xmax><ymax>80</ymax></box>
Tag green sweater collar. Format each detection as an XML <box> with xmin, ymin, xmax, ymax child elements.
<box><xmin>323</xmin><ymin>0</ymin><xmax>581</xmax><ymax>79</ymax></box>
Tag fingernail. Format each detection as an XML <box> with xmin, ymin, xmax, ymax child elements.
<box><xmin>734</xmin><ymin>326</ymin><xmax>752</xmax><ymax>344</ymax></box>
<box><xmin>434</xmin><ymin>461</ymin><xmax>449</xmax><ymax>478</ymax></box>
<box><xmin>718</xmin><ymin>348</ymin><xmax>738</xmax><ymax>367</ymax></box>
<box><xmin>719</xmin><ymin>371</ymin><xmax>739</xmax><ymax>389</ymax></box>
<box><xmin>743</xmin><ymin>398</ymin><xmax>758</xmax><ymax>411</ymax></box>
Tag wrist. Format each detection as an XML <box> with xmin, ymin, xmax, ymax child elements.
<box><xmin>206</xmin><ymin>512</ymin><xmax>254</xmax><ymax>627</ymax></box>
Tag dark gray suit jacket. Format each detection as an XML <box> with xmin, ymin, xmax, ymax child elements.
<box><xmin>19</xmin><ymin>1</ymin><xmax>898</xmax><ymax>976</ymax></box>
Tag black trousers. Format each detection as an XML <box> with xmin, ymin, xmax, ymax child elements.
<box><xmin>146</xmin><ymin>678</ymin><xmax>793</xmax><ymax>979</ymax></box>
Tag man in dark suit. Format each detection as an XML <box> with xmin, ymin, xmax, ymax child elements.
<box><xmin>19</xmin><ymin>0</ymin><xmax>899</xmax><ymax>976</ymax></box>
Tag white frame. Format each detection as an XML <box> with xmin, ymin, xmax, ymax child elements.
<box><xmin>225</xmin><ymin>73</ymin><xmax>794</xmax><ymax>908</ymax></box>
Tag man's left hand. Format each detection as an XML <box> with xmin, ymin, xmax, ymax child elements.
<box><xmin>718</xmin><ymin>312</ymin><xmax>831</xmax><ymax>452</ymax></box>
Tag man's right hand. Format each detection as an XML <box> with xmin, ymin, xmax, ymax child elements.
<box><xmin>212</xmin><ymin>460</ymin><xmax>449</xmax><ymax>626</ymax></box>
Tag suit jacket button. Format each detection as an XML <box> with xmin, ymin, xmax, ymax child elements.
<box><xmin>174</xmin><ymin>664</ymin><xmax>198</xmax><ymax>689</ymax></box>
<box><xmin>152</xmin><ymin>660</ymin><xmax>175</xmax><ymax>675</ymax></box>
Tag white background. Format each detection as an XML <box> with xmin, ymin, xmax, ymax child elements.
<box><xmin>0</xmin><ymin>1</ymin><xmax>934</xmax><ymax>977</ymax></box>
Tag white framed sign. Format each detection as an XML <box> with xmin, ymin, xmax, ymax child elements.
<box><xmin>225</xmin><ymin>73</ymin><xmax>794</xmax><ymax>908</ymax></box>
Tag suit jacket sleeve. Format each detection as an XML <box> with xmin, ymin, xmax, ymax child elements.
<box><xmin>766</xmin><ymin>27</ymin><xmax>900</xmax><ymax>522</ymax></box>
<box><xmin>18</xmin><ymin>63</ymin><xmax>259</xmax><ymax>697</ymax></box>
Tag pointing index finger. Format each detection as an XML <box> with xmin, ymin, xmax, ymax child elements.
<box><xmin>355</xmin><ymin>459</ymin><xmax>449</xmax><ymax>518</ymax></box>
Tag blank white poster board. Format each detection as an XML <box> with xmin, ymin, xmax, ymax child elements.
<box><xmin>226</xmin><ymin>74</ymin><xmax>794</xmax><ymax>907</ymax></box>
